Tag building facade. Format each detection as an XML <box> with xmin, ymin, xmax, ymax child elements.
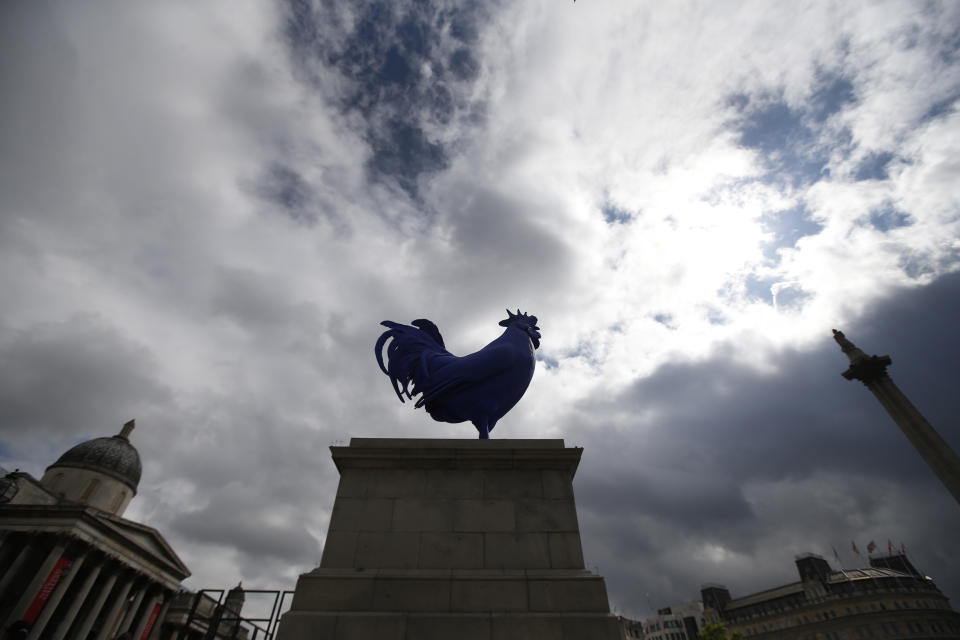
<box><xmin>701</xmin><ymin>553</ymin><xmax>960</xmax><ymax>639</ymax></box>
<box><xmin>0</xmin><ymin>421</ymin><xmax>191</xmax><ymax>639</ymax></box>
<box><xmin>643</xmin><ymin>600</ymin><xmax>705</xmax><ymax>640</ymax></box>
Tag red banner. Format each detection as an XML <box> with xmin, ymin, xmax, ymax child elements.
<box><xmin>139</xmin><ymin>602</ymin><xmax>162</xmax><ymax>640</ymax></box>
<box><xmin>23</xmin><ymin>557</ymin><xmax>73</xmax><ymax>623</ymax></box>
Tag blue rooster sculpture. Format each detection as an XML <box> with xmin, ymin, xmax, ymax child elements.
<box><xmin>375</xmin><ymin>309</ymin><xmax>541</xmax><ymax>439</ymax></box>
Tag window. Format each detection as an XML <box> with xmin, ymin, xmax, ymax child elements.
<box><xmin>80</xmin><ymin>478</ymin><xmax>101</xmax><ymax>503</ymax></box>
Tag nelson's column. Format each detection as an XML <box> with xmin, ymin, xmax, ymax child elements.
<box><xmin>833</xmin><ymin>329</ymin><xmax>960</xmax><ymax>505</ymax></box>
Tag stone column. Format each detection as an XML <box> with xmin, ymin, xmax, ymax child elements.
<box><xmin>25</xmin><ymin>550</ymin><xmax>89</xmax><ymax>640</ymax></box>
<box><xmin>834</xmin><ymin>330</ymin><xmax>960</xmax><ymax>505</ymax></box>
<box><xmin>146</xmin><ymin>592</ymin><xmax>173</xmax><ymax>640</ymax></box>
<box><xmin>93</xmin><ymin>573</ymin><xmax>136</xmax><ymax>640</ymax></box>
<box><xmin>116</xmin><ymin>580</ymin><xmax>149</xmax><ymax>637</ymax></box>
<box><xmin>48</xmin><ymin>557</ymin><xmax>104</xmax><ymax>640</ymax></box>
<box><xmin>72</xmin><ymin>570</ymin><xmax>119</xmax><ymax>640</ymax></box>
<box><xmin>0</xmin><ymin>535</ymin><xmax>33</xmax><ymax>594</ymax></box>
<box><xmin>131</xmin><ymin>590</ymin><xmax>163</xmax><ymax>640</ymax></box>
<box><xmin>2</xmin><ymin>537</ymin><xmax>67</xmax><ymax>628</ymax></box>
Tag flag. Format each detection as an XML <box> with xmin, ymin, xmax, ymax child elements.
<box><xmin>832</xmin><ymin>546</ymin><xmax>841</xmax><ymax>563</ymax></box>
<box><xmin>888</xmin><ymin>540</ymin><xmax>894</xmax><ymax>554</ymax></box>
<box><xmin>901</xmin><ymin>542</ymin><xmax>907</xmax><ymax>555</ymax></box>
<box><xmin>851</xmin><ymin>541</ymin><xmax>861</xmax><ymax>556</ymax></box>
<box><xmin>867</xmin><ymin>540</ymin><xmax>876</xmax><ymax>553</ymax></box>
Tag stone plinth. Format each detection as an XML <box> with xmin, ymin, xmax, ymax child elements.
<box><xmin>276</xmin><ymin>438</ymin><xmax>623</xmax><ymax>640</ymax></box>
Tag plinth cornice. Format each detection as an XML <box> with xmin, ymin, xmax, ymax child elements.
<box><xmin>331</xmin><ymin>438</ymin><xmax>582</xmax><ymax>473</ymax></box>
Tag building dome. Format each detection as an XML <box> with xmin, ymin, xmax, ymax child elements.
<box><xmin>46</xmin><ymin>420</ymin><xmax>141</xmax><ymax>492</ymax></box>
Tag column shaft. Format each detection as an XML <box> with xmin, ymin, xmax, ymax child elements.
<box><xmin>869</xmin><ymin>377</ymin><xmax>960</xmax><ymax>504</ymax></box>
<box><xmin>72</xmin><ymin>570</ymin><xmax>119</xmax><ymax>640</ymax></box>
<box><xmin>25</xmin><ymin>550</ymin><xmax>88</xmax><ymax>640</ymax></box>
<box><xmin>2</xmin><ymin>537</ymin><xmax>67</xmax><ymax>628</ymax></box>
<box><xmin>93</xmin><ymin>575</ymin><xmax>135</xmax><ymax>640</ymax></box>
<box><xmin>0</xmin><ymin>536</ymin><xmax>33</xmax><ymax>594</ymax></box>
<box><xmin>146</xmin><ymin>594</ymin><xmax>173</xmax><ymax>640</ymax></box>
<box><xmin>118</xmin><ymin>582</ymin><xmax>149</xmax><ymax>635</ymax></box>
<box><xmin>132</xmin><ymin>592</ymin><xmax>163</xmax><ymax>640</ymax></box>
<box><xmin>49</xmin><ymin>558</ymin><xmax>104</xmax><ymax>640</ymax></box>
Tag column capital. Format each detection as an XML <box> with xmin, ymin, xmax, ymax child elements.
<box><xmin>833</xmin><ymin>329</ymin><xmax>892</xmax><ymax>385</ymax></box>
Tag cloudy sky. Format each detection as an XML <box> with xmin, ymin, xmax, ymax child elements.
<box><xmin>2</xmin><ymin>0</ymin><xmax>959</xmax><ymax>621</ymax></box>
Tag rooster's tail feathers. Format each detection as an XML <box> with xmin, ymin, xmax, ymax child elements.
<box><xmin>375</xmin><ymin>319</ymin><xmax>450</xmax><ymax>405</ymax></box>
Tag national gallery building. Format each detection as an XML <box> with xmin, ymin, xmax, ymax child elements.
<box><xmin>701</xmin><ymin>553</ymin><xmax>960</xmax><ymax>639</ymax></box>
<box><xmin>0</xmin><ymin>421</ymin><xmax>190</xmax><ymax>639</ymax></box>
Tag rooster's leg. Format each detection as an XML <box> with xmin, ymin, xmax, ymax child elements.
<box><xmin>475</xmin><ymin>419</ymin><xmax>490</xmax><ymax>439</ymax></box>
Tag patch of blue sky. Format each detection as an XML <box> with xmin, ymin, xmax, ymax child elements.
<box><xmin>865</xmin><ymin>204</ymin><xmax>912</xmax><ymax>232</ymax></box>
<box><xmin>601</xmin><ymin>203</ymin><xmax>633</xmax><ymax>224</ymax></box>
<box><xmin>728</xmin><ymin>71</ymin><xmax>856</xmax><ymax>188</ymax></box>
<box><xmin>921</xmin><ymin>93</ymin><xmax>958</xmax><ymax>124</ymax></box>
<box><xmin>562</xmin><ymin>342</ymin><xmax>599</xmax><ymax>367</ymax></box>
<box><xmin>652</xmin><ymin>314</ymin><xmax>674</xmax><ymax>328</ymax></box>
<box><xmin>807</xmin><ymin>72</ymin><xmax>856</xmax><ymax>123</ymax></box>
<box><xmin>744</xmin><ymin>273</ymin><xmax>777</xmax><ymax>305</ymax></box>
<box><xmin>759</xmin><ymin>204</ymin><xmax>824</xmax><ymax>260</ymax></box>
<box><xmin>771</xmin><ymin>282</ymin><xmax>812</xmax><ymax>311</ymax></box>
<box><xmin>854</xmin><ymin>151</ymin><xmax>895</xmax><ymax>182</ymax></box>
<box><xmin>281</xmin><ymin>1</ymin><xmax>487</xmax><ymax>199</ymax></box>
<box><xmin>537</xmin><ymin>353</ymin><xmax>559</xmax><ymax>370</ymax></box>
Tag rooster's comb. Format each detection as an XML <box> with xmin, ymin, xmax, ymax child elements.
<box><xmin>499</xmin><ymin>308</ymin><xmax>538</xmax><ymax>327</ymax></box>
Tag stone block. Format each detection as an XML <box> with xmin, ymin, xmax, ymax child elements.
<box><xmin>393</xmin><ymin>498</ymin><xmax>454</xmax><ymax>531</ymax></box>
<box><xmin>365</xmin><ymin>469</ymin><xmax>426</xmax><ymax>498</ymax></box>
<box><xmin>329</xmin><ymin>498</ymin><xmax>394</xmax><ymax>532</ymax></box>
<box><xmin>406</xmin><ymin>614</ymin><xmax>491</xmax><ymax>640</ymax></box>
<box><xmin>334</xmin><ymin>613</ymin><xmax>406</xmax><ymax>639</ymax></box>
<box><xmin>274</xmin><ymin>612</ymin><xmax>338</xmax><ymax>638</ymax></box>
<box><xmin>547</xmin><ymin>532</ymin><xmax>585</xmax><ymax>569</ymax></box>
<box><xmin>423</xmin><ymin>469</ymin><xmax>484</xmax><ymax>498</ymax></box>
<box><xmin>528</xmin><ymin>576</ymin><xmax>611</xmax><ymax>612</ymax></box>
<box><xmin>454</xmin><ymin>499</ymin><xmax>515</xmax><ymax>532</ymax></box>
<box><xmin>354</xmin><ymin>532</ymin><xmax>420</xmax><ymax>569</ymax></box>
<box><xmin>541</xmin><ymin>470</ymin><xmax>575</xmax><ymax>499</ymax></box>
<box><xmin>483</xmin><ymin>470</ymin><xmax>543</xmax><ymax>499</ymax></box>
<box><xmin>560</xmin><ymin>616</ymin><xmax>624</xmax><ymax>640</ymax></box>
<box><xmin>484</xmin><ymin>533</ymin><xmax>550</xmax><ymax>569</ymax></box>
<box><xmin>419</xmin><ymin>532</ymin><xmax>483</xmax><ymax>569</ymax></box>
<box><xmin>490</xmin><ymin>614</ymin><xmax>563</xmax><ymax>640</ymax></box>
<box><xmin>372</xmin><ymin>577</ymin><xmax>451</xmax><ymax>612</ymax></box>
<box><xmin>320</xmin><ymin>531</ymin><xmax>358</xmax><ymax>568</ymax></box>
<box><xmin>336</xmin><ymin>470</ymin><xmax>369</xmax><ymax>498</ymax></box>
<box><xmin>451</xmin><ymin>578</ymin><xmax>529</xmax><ymax>612</ymax></box>
<box><xmin>290</xmin><ymin>573</ymin><xmax>375</xmax><ymax>611</ymax></box>
<box><xmin>515</xmin><ymin>498</ymin><xmax>578</xmax><ymax>532</ymax></box>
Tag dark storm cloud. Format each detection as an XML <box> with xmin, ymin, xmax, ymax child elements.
<box><xmin>281</xmin><ymin>0</ymin><xmax>493</xmax><ymax>199</ymax></box>
<box><xmin>0</xmin><ymin>317</ymin><xmax>171</xmax><ymax>448</ymax></box>
<box><xmin>564</xmin><ymin>272</ymin><xmax>960</xmax><ymax>616</ymax></box>
<box><xmin>171</xmin><ymin>489</ymin><xmax>320</xmax><ymax>564</ymax></box>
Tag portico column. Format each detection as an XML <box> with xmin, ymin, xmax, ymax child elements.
<box><xmin>115</xmin><ymin>580</ymin><xmax>148</xmax><ymax>638</ymax></box>
<box><xmin>72</xmin><ymin>570</ymin><xmax>119</xmax><ymax>640</ymax></box>
<box><xmin>93</xmin><ymin>573</ymin><xmax>136</xmax><ymax>640</ymax></box>
<box><xmin>2</xmin><ymin>537</ymin><xmax>67</xmax><ymax>628</ymax></box>
<box><xmin>132</xmin><ymin>590</ymin><xmax>163</xmax><ymax>640</ymax></box>
<box><xmin>48</xmin><ymin>556</ymin><xmax>104</xmax><ymax>640</ymax></box>
<box><xmin>0</xmin><ymin>535</ymin><xmax>33</xmax><ymax>594</ymax></box>
<box><xmin>146</xmin><ymin>593</ymin><xmax>173</xmax><ymax>640</ymax></box>
<box><xmin>26</xmin><ymin>550</ymin><xmax>89</xmax><ymax>640</ymax></box>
